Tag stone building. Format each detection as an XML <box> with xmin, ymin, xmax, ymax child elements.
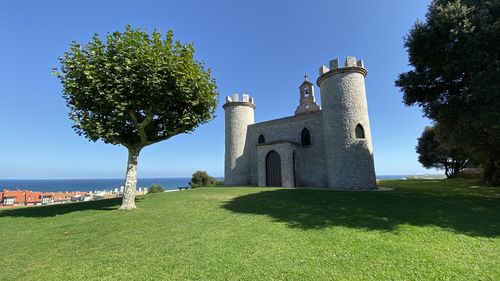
<box><xmin>223</xmin><ymin>57</ymin><xmax>376</xmax><ymax>189</ymax></box>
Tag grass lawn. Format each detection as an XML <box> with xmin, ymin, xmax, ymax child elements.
<box><xmin>1</xmin><ymin>179</ymin><xmax>499</xmax><ymax>280</ymax></box>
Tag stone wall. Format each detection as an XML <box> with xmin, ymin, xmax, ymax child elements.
<box><xmin>256</xmin><ymin>141</ymin><xmax>298</xmax><ymax>187</ymax></box>
<box><xmin>224</xmin><ymin>56</ymin><xmax>377</xmax><ymax>190</ymax></box>
<box><xmin>318</xmin><ymin>57</ymin><xmax>377</xmax><ymax>189</ymax></box>
<box><xmin>247</xmin><ymin>111</ymin><xmax>327</xmax><ymax>187</ymax></box>
<box><xmin>224</xmin><ymin>94</ymin><xmax>255</xmax><ymax>185</ymax></box>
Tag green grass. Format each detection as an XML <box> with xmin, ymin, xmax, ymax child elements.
<box><xmin>1</xmin><ymin>179</ymin><xmax>499</xmax><ymax>280</ymax></box>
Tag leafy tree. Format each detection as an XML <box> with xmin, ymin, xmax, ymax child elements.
<box><xmin>54</xmin><ymin>26</ymin><xmax>218</xmax><ymax>209</ymax></box>
<box><xmin>148</xmin><ymin>184</ymin><xmax>165</xmax><ymax>194</ymax></box>
<box><xmin>189</xmin><ymin>171</ymin><xmax>220</xmax><ymax>188</ymax></box>
<box><xmin>395</xmin><ymin>0</ymin><xmax>500</xmax><ymax>185</ymax></box>
<box><xmin>416</xmin><ymin>126</ymin><xmax>469</xmax><ymax>178</ymax></box>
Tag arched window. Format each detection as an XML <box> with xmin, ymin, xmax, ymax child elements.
<box><xmin>258</xmin><ymin>134</ymin><xmax>265</xmax><ymax>144</ymax></box>
<box><xmin>301</xmin><ymin>128</ymin><xmax>311</xmax><ymax>146</ymax></box>
<box><xmin>355</xmin><ymin>124</ymin><xmax>365</xmax><ymax>139</ymax></box>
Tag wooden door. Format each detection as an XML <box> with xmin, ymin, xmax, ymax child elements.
<box><xmin>266</xmin><ymin>151</ymin><xmax>282</xmax><ymax>187</ymax></box>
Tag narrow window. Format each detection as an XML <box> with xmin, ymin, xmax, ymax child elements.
<box><xmin>355</xmin><ymin>124</ymin><xmax>365</xmax><ymax>139</ymax></box>
<box><xmin>301</xmin><ymin>128</ymin><xmax>311</xmax><ymax>146</ymax></box>
<box><xmin>258</xmin><ymin>134</ymin><xmax>265</xmax><ymax>144</ymax></box>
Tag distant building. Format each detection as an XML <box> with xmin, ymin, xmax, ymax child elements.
<box><xmin>41</xmin><ymin>194</ymin><xmax>53</xmax><ymax>204</ymax></box>
<box><xmin>0</xmin><ymin>189</ymin><xmax>91</xmax><ymax>206</ymax></box>
<box><xmin>2</xmin><ymin>195</ymin><xmax>15</xmax><ymax>205</ymax></box>
<box><xmin>0</xmin><ymin>186</ymin><xmax>150</xmax><ymax>208</ymax></box>
<box><xmin>0</xmin><ymin>190</ymin><xmax>43</xmax><ymax>206</ymax></box>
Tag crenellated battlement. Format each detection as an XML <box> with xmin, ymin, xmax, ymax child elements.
<box><xmin>317</xmin><ymin>56</ymin><xmax>367</xmax><ymax>86</ymax></box>
<box><xmin>224</xmin><ymin>92</ymin><xmax>255</xmax><ymax>186</ymax></box>
<box><xmin>223</xmin><ymin>93</ymin><xmax>256</xmax><ymax>109</ymax></box>
<box><xmin>224</xmin><ymin>55</ymin><xmax>376</xmax><ymax>189</ymax></box>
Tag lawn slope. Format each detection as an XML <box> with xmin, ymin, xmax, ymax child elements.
<box><xmin>1</xmin><ymin>179</ymin><xmax>499</xmax><ymax>280</ymax></box>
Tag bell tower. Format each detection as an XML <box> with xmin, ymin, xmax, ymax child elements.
<box><xmin>295</xmin><ymin>74</ymin><xmax>320</xmax><ymax>115</ymax></box>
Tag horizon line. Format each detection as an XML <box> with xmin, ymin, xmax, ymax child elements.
<box><xmin>0</xmin><ymin>174</ymin><xmax>444</xmax><ymax>181</ymax></box>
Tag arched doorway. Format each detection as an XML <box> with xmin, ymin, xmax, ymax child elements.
<box><xmin>266</xmin><ymin>150</ymin><xmax>282</xmax><ymax>186</ymax></box>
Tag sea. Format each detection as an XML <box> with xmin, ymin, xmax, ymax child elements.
<box><xmin>0</xmin><ymin>178</ymin><xmax>192</xmax><ymax>193</ymax></box>
<box><xmin>0</xmin><ymin>175</ymin><xmax>407</xmax><ymax>193</ymax></box>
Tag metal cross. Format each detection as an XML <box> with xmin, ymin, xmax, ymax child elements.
<box><xmin>304</xmin><ymin>73</ymin><xmax>309</xmax><ymax>81</ymax></box>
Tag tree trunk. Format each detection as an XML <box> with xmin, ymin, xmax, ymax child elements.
<box><xmin>444</xmin><ymin>164</ymin><xmax>451</xmax><ymax>178</ymax></box>
<box><xmin>448</xmin><ymin>160</ymin><xmax>460</xmax><ymax>178</ymax></box>
<box><xmin>120</xmin><ymin>147</ymin><xmax>141</xmax><ymax>210</ymax></box>
<box><xmin>484</xmin><ymin>159</ymin><xmax>500</xmax><ymax>186</ymax></box>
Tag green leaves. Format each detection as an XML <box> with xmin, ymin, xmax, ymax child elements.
<box><xmin>54</xmin><ymin>25</ymin><xmax>218</xmax><ymax>149</ymax></box>
<box><xmin>396</xmin><ymin>0</ymin><xmax>500</xmax><ymax>165</ymax></box>
<box><xmin>416</xmin><ymin>126</ymin><xmax>469</xmax><ymax>178</ymax></box>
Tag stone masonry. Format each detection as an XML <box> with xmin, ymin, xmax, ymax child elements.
<box><xmin>224</xmin><ymin>57</ymin><xmax>377</xmax><ymax>189</ymax></box>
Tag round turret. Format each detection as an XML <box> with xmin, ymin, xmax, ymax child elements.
<box><xmin>317</xmin><ymin>57</ymin><xmax>376</xmax><ymax>189</ymax></box>
<box><xmin>223</xmin><ymin>93</ymin><xmax>255</xmax><ymax>185</ymax></box>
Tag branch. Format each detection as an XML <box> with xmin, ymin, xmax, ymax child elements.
<box><xmin>128</xmin><ymin>110</ymin><xmax>139</xmax><ymax>126</ymax></box>
<box><xmin>458</xmin><ymin>159</ymin><xmax>469</xmax><ymax>171</ymax></box>
<box><xmin>139</xmin><ymin>109</ymin><xmax>154</xmax><ymax>128</ymax></box>
<box><xmin>144</xmin><ymin>127</ymin><xmax>185</xmax><ymax>147</ymax></box>
<box><xmin>128</xmin><ymin>108</ymin><xmax>154</xmax><ymax>145</ymax></box>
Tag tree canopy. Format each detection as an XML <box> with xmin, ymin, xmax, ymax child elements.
<box><xmin>54</xmin><ymin>25</ymin><xmax>218</xmax><ymax>149</ymax></box>
<box><xmin>395</xmin><ymin>0</ymin><xmax>500</xmax><ymax>184</ymax></box>
<box><xmin>416</xmin><ymin>126</ymin><xmax>469</xmax><ymax>178</ymax></box>
<box><xmin>189</xmin><ymin>171</ymin><xmax>220</xmax><ymax>188</ymax></box>
<box><xmin>54</xmin><ymin>26</ymin><xmax>219</xmax><ymax>209</ymax></box>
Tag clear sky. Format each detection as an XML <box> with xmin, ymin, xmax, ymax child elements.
<box><xmin>0</xmin><ymin>0</ymin><xmax>436</xmax><ymax>179</ymax></box>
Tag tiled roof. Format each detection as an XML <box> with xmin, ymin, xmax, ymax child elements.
<box><xmin>1</xmin><ymin>189</ymin><xmax>90</xmax><ymax>204</ymax></box>
<box><xmin>0</xmin><ymin>190</ymin><xmax>42</xmax><ymax>204</ymax></box>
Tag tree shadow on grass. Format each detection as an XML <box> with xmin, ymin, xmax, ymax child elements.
<box><xmin>0</xmin><ymin>197</ymin><xmax>143</xmax><ymax>218</ymax></box>
<box><xmin>222</xmin><ymin>187</ymin><xmax>500</xmax><ymax>237</ymax></box>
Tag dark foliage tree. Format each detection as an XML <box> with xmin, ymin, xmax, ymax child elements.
<box><xmin>416</xmin><ymin>126</ymin><xmax>469</xmax><ymax>178</ymax></box>
<box><xmin>395</xmin><ymin>0</ymin><xmax>500</xmax><ymax>185</ymax></box>
<box><xmin>189</xmin><ymin>171</ymin><xmax>220</xmax><ymax>188</ymax></box>
<box><xmin>148</xmin><ymin>184</ymin><xmax>165</xmax><ymax>194</ymax></box>
<box><xmin>54</xmin><ymin>26</ymin><xmax>218</xmax><ymax>209</ymax></box>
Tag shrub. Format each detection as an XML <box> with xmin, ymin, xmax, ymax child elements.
<box><xmin>148</xmin><ymin>184</ymin><xmax>165</xmax><ymax>193</ymax></box>
<box><xmin>189</xmin><ymin>171</ymin><xmax>221</xmax><ymax>188</ymax></box>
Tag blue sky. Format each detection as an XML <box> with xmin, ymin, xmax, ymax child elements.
<box><xmin>0</xmin><ymin>0</ymin><xmax>435</xmax><ymax>179</ymax></box>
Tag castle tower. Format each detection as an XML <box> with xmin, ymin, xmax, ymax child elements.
<box><xmin>223</xmin><ymin>93</ymin><xmax>255</xmax><ymax>185</ymax></box>
<box><xmin>295</xmin><ymin>74</ymin><xmax>320</xmax><ymax>115</ymax></box>
<box><xmin>317</xmin><ymin>57</ymin><xmax>376</xmax><ymax>189</ymax></box>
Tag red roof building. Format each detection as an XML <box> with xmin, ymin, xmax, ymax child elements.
<box><xmin>0</xmin><ymin>189</ymin><xmax>42</xmax><ymax>205</ymax></box>
<box><xmin>1</xmin><ymin>189</ymin><xmax>90</xmax><ymax>206</ymax></box>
